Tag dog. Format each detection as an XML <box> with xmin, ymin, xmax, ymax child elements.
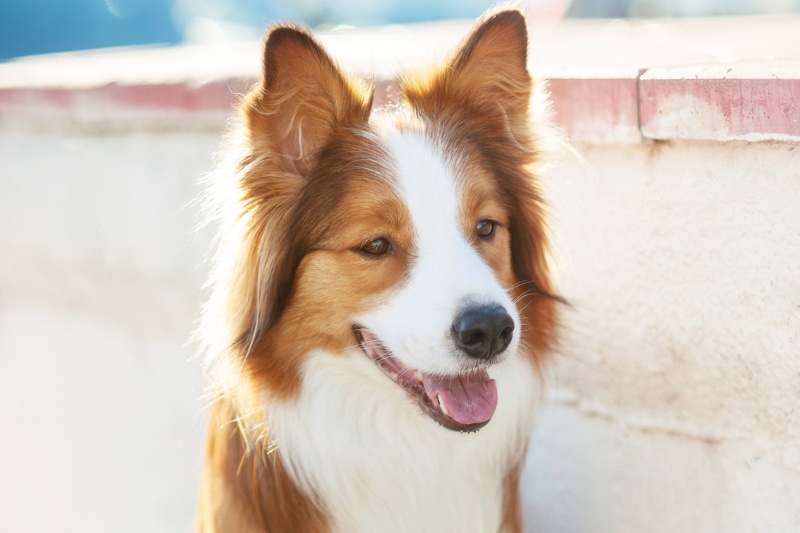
<box><xmin>197</xmin><ymin>8</ymin><xmax>559</xmax><ymax>532</ymax></box>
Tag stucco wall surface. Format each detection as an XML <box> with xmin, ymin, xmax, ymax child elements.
<box><xmin>0</xmin><ymin>132</ymin><xmax>215</xmax><ymax>532</ymax></box>
<box><xmin>524</xmin><ymin>140</ymin><xmax>800</xmax><ymax>532</ymax></box>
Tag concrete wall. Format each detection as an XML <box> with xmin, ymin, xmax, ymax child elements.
<box><xmin>0</xmin><ymin>131</ymin><xmax>215</xmax><ymax>532</ymax></box>
<box><xmin>1</xmin><ymin>17</ymin><xmax>798</xmax><ymax>533</ymax></box>
<box><xmin>524</xmin><ymin>141</ymin><xmax>800</xmax><ymax>532</ymax></box>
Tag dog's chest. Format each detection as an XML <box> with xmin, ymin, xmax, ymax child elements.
<box><xmin>268</xmin><ymin>350</ymin><xmax>538</xmax><ymax>533</ymax></box>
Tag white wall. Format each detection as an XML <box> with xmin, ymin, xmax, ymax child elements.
<box><xmin>525</xmin><ymin>141</ymin><xmax>800</xmax><ymax>532</ymax></box>
<box><xmin>0</xmin><ymin>131</ymin><xmax>216</xmax><ymax>532</ymax></box>
<box><xmin>1</xmin><ymin>132</ymin><xmax>798</xmax><ymax>530</ymax></box>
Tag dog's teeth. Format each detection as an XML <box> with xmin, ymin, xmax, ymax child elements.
<box><xmin>437</xmin><ymin>394</ymin><xmax>451</xmax><ymax>417</ymax></box>
<box><xmin>414</xmin><ymin>370</ymin><xmax>422</xmax><ymax>380</ymax></box>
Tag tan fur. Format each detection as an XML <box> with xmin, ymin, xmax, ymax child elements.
<box><xmin>198</xmin><ymin>399</ymin><xmax>329</xmax><ymax>533</ymax></box>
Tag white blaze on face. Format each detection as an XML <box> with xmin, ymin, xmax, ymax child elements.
<box><xmin>358</xmin><ymin>126</ymin><xmax>520</xmax><ymax>375</ymax></box>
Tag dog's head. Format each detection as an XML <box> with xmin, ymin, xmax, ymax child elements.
<box><xmin>205</xmin><ymin>10</ymin><xmax>558</xmax><ymax>433</ymax></box>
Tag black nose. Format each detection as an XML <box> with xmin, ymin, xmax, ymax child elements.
<box><xmin>451</xmin><ymin>304</ymin><xmax>515</xmax><ymax>360</ymax></box>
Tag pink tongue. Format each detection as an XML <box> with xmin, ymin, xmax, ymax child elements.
<box><xmin>422</xmin><ymin>370</ymin><xmax>498</xmax><ymax>425</ymax></box>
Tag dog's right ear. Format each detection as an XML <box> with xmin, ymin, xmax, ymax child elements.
<box><xmin>245</xmin><ymin>26</ymin><xmax>372</xmax><ymax>177</ymax></box>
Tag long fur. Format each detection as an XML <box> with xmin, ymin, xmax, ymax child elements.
<box><xmin>197</xmin><ymin>9</ymin><xmax>558</xmax><ymax>532</ymax></box>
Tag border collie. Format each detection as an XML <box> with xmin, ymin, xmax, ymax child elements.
<box><xmin>197</xmin><ymin>9</ymin><xmax>559</xmax><ymax>532</ymax></box>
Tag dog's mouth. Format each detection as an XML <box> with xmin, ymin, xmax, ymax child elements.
<box><xmin>353</xmin><ymin>326</ymin><xmax>498</xmax><ymax>432</ymax></box>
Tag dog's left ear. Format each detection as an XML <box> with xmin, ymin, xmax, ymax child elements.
<box><xmin>404</xmin><ymin>10</ymin><xmax>532</xmax><ymax>127</ymax></box>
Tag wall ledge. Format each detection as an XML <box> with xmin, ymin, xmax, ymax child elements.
<box><xmin>1</xmin><ymin>16</ymin><xmax>798</xmax><ymax>142</ymax></box>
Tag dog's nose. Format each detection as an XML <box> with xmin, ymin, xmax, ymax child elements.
<box><xmin>451</xmin><ymin>304</ymin><xmax>514</xmax><ymax>360</ymax></box>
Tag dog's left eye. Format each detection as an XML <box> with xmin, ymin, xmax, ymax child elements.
<box><xmin>359</xmin><ymin>238</ymin><xmax>391</xmax><ymax>256</ymax></box>
<box><xmin>476</xmin><ymin>220</ymin><xmax>495</xmax><ymax>239</ymax></box>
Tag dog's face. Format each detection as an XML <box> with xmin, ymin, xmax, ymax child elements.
<box><xmin>225</xmin><ymin>11</ymin><xmax>557</xmax><ymax>432</ymax></box>
<box><xmin>351</xmin><ymin>127</ymin><xmax>522</xmax><ymax>431</ymax></box>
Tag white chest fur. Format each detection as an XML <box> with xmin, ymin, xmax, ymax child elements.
<box><xmin>267</xmin><ymin>348</ymin><xmax>539</xmax><ymax>533</ymax></box>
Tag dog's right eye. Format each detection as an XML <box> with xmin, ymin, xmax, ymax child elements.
<box><xmin>476</xmin><ymin>220</ymin><xmax>495</xmax><ymax>239</ymax></box>
<box><xmin>359</xmin><ymin>238</ymin><xmax>391</xmax><ymax>256</ymax></box>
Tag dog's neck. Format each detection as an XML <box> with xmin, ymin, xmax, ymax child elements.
<box><xmin>263</xmin><ymin>348</ymin><xmax>539</xmax><ymax>533</ymax></box>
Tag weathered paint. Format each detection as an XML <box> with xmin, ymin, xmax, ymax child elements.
<box><xmin>640</xmin><ymin>65</ymin><xmax>800</xmax><ymax>142</ymax></box>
